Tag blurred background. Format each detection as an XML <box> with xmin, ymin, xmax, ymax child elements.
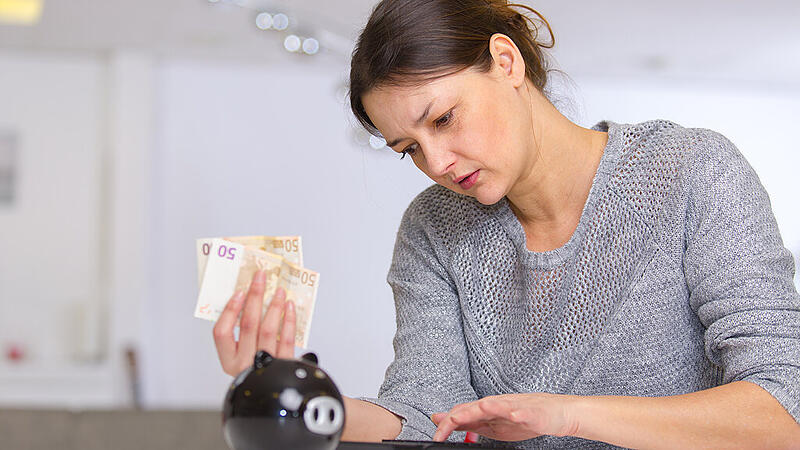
<box><xmin>0</xmin><ymin>0</ymin><xmax>798</xmax><ymax>447</ymax></box>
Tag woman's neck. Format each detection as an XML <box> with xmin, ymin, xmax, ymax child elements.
<box><xmin>506</xmin><ymin>94</ymin><xmax>608</xmax><ymax>232</ymax></box>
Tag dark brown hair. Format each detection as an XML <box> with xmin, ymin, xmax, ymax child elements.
<box><xmin>349</xmin><ymin>0</ymin><xmax>555</xmax><ymax>136</ymax></box>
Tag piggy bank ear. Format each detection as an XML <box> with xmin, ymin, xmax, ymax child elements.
<box><xmin>254</xmin><ymin>350</ymin><xmax>274</xmax><ymax>368</ymax></box>
<box><xmin>300</xmin><ymin>352</ymin><xmax>318</xmax><ymax>365</ymax></box>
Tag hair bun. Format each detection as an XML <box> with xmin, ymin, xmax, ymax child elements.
<box><xmin>507</xmin><ymin>12</ymin><xmax>527</xmax><ymax>30</ymax></box>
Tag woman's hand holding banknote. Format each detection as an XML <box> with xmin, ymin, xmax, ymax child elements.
<box><xmin>213</xmin><ymin>270</ymin><xmax>296</xmax><ymax>377</ymax></box>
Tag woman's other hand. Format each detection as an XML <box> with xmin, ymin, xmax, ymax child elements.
<box><xmin>212</xmin><ymin>270</ymin><xmax>296</xmax><ymax>376</ymax></box>
<box><xmin>430</xmin><ymin>392</ymin><xmax>580</xmax><ymax>442</ymax></box>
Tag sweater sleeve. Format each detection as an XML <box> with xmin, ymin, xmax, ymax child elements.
<box><xmin>358</xmin><ymin>195</ymin><xmax>479</xmax><ymax>441</ymax></box>
<box><xmin>682</xmin><ymin>131</ymin><xmax>800</xmax><ymax>424</ymax></box>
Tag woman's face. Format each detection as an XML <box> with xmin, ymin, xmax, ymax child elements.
<box><xmin>361</xmin><ymin>65</ymin><xmax>534</xmax><ymax>206</ymax></box>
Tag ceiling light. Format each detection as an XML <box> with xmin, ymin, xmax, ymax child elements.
<box><xmin>284</xmin><ymin>35</ymin><xmax>301</xmax><ymax>52</ymax></box>
<box><xmin>255</xmin><ymin>12</ymin><xmax>272</xmax><ymax>30</ymax></box>
<box><xmin>302</xmin><ymin>38</ymin><xmax>319</xmax><ymax>55</ymax></box>
<box><xmin>369</xmin><ymin>135</ymin><xmax>387</xmax><ymax>149</ymax></box>
<box><xmin>272</xmin><ymin>13</ymin><xmax>289</xmax><ymax>31</ymax></box>
<box><xmin>0</xmin><ymin>0</ymin><xmax>43</xmax><ymax>25</ymax></box>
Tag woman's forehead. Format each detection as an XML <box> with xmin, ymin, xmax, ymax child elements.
<box><xmin>362</xmin><ymin>69</ymin><xmax>491</xmax><ymax>137</ymax></box>
<box><xmin>367</xmin><ymin>84</ymin><xmax>435</xmax><ymax>114</ymax></box>
<box><xmin>366</xmin><ymin>69</ymin><xmax>482</xmax><ymax>112</ymax></box>
<box><xmin>364</xmin><ymin>86</ymin><xmax>442</xmax><ymax>135</ymax></box>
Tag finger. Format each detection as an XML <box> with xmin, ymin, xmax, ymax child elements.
<box><xmin>431</xmin><ymin>403</ymin><xmax>472</xmax><ymax>441</ymax></box>
<box><xmin>276</xmin><ymin>299</ymin><xmax>296</xmax><ymax>358</ymax></box>
<box><xmin>237</xmin><ymin>270</ymin><xmax>267</xmax><ymax>358</ymax></box>
<box><xmin>432</xmin><ymin>402</ymin><xmax>470</xmax><ymax>426</ymax></box>
<box><xmin>431</xmin><ymin>412</ymin><xmax>447</xmax><ymax>425</ymax></box>
<box><xmin>257</xmin><ymin>287</ymin><xmax>287</xmax><ymax>355</ymax></box>
<box><xmin>433</xmin><ymin>403</ymin><xmax>489</xmax><ymax>442</ymax></box>
<box><xmin>213</xmin><ymin>290</ymin><xmax>246</xmax><ymax>372</ymax></box>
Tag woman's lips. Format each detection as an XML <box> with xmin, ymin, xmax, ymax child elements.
<box><xmin>458</xmin><ymin>170</ymin><xmax>479</xmax><ymax>190</ymax></box>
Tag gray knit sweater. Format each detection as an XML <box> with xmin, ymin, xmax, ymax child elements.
<box><xmin>359</xmin><ymin>119</ymin><xmax>800</xmax><ymax>448</ymax></box>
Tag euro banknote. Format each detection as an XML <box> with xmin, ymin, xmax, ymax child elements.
<box><xmin>196</xmin><ymin>235</ymin><xmax>303</xmax><ymax>287</ymax></box>
<box><xmin>194</xmin><ymin>238</ymin><xmax>319</xmax><ymax>348</ymax></box>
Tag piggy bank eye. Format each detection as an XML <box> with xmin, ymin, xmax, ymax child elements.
<box><xmin>278</xmin><ymin>387</ymin><xmax>303</xmax><ymax>411</ymax></box>
<box><xmin>295</xmin><ymin>368</ymin><xmax>307</xmax><ymax>379</ymax></box>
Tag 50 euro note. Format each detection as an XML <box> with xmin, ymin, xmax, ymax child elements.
<box><xmin>194</xmin><ymin>238</ymin><xmax>319</xmax><ymax>348</ymax></box>
<box><xmin>196</xmin><ymin>235</ymin><xmax>303</xmax><ymax>287</ymax></box>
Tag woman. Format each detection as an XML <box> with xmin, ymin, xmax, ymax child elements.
<box><xmin>213</xmin><ymin>0</ymin><xmax>800</xmax><ymax>447</ymax></box>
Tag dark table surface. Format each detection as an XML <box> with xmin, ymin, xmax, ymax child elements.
<box><xmin>338</xmin><ymin>440</ymin><xmax>501</xmax><ymax>449</ymax></box>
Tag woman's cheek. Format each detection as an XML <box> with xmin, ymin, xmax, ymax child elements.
<box><xmin>464</xmin><ymin>115</ymin><xmax>494</xmax><ymax>160</ymax></box>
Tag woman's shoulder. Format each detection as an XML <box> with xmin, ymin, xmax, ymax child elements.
<box><xmin>605</xmin><ymin>118</ymin><xmax>739</xmax><ymax>158</ymax></box>
<box><xmin>590</xmin><ymin>118</ymin><xmax>748</xmax><ymax>229</ymax></box>
<box><xmin>646</xmin><ymin>119</ymin><xmax>748</xmax><ymax>177</ymax></box>
<box><xmin>602</xmin><ymin>118</ymin><xmax>746</xmax><ymax>186</ymax></box>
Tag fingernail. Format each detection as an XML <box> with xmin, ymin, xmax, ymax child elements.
<box><xmin>233</xmin><ymin>290</ymin><xmax>245</xmax><ymax>303</ymax></box>
<box><xmin>287</xmin><ymin>300</ymin><xmax>295</xmax><ymax>312</ymax></box>
<box><xmin>276</xmin><ymin>287</ymin><xmax>286</xmax><ymax>299</ymax></box>
<box><xmin>256</xmin><ymin>269</ymin><xmax>266</xmax><ymax>282</ymax></box>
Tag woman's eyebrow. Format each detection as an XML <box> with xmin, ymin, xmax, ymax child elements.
<box><xmin>386</xmin><ymin>99</ymin><xmax>435</xmax><ymax>147</ymax></box>
<box><xmin>414</xmin><ymin>100</ymin><xmax>434</xmax><ymax>126</ymax></box>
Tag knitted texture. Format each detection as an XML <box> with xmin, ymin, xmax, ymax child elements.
<box><xmin>359</xmin><ymin>119</ymin><xmax>800</xmax><ymax>449</ymax></box>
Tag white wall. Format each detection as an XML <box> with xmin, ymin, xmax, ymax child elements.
<box><xmin>0</xmin><ymin>51</ymin><xmax>112</xmax><ymax>405</ymax></box>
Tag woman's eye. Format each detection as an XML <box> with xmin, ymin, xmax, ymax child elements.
<box><xmin>435</xmin><ymin>111</ymin><xmax>453</xmax><ymax>128</ymax></box>
<box><xmin>400</xmin><ymin>144</ymin><xmax>417</xmax><ymax>159</ymax></box>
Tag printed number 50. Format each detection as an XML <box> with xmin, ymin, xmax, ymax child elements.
<box><xmin>217</xmin><ymin>245</ymin><xmax>237</xmax><ymax>260</ymax></box>
<box><xmin>300</xmin><ymin>272</ymin><xmax>317</xmax><ymax>287</ymax></box>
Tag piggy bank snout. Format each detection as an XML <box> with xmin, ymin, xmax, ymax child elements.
<box><xmin>303</xmin><ymin>396</ymin><xmax>344</xmax><ymax>436</ymax></box>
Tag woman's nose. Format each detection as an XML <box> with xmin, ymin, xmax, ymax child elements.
<box><xmin>423</xmin><ymin>142</ymin><xmax>456</xmax><ymax>177</ymax></box>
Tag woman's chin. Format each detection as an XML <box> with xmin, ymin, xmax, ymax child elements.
<box><xmin>468</xmin><ymin>186</ymin><xmax>505</xmax><ymax>206</ymax></box>
<box><xmin>475</xmin><ymin>191</ymin><xmax>504</xmax><ymax>205</ymax></box>
<box><xmin>439</xmin><ymin>182</ymin><xmax>504</xmax><ymax>205</ymax></box>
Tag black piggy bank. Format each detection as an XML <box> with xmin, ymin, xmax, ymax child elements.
<box><xmin>222</xmin><ymin>350</ymin><xmax>345</xmax><ymax>450</ymax></box>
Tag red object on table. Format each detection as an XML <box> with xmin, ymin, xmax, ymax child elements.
<box><xmin>5</xmin><ymin>343</ymin><xmax>25</xmax><ymax>362</ymax></box>
<box><xmin>464</xmin><ymin>432</ymin><xmax>479</xmax><ymax>443</ymax></box>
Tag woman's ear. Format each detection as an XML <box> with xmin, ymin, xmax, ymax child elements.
<box><xmin>488</xmin><ymin>33</ymin><xmax>527</xmax><ymax>88</ymax></box>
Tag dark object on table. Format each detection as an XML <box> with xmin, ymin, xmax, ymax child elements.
<box><xmin>223</xmin><ymin>350</ymin><xmax>345</xmax><ymax>450</ymax></box>
<box><xmin>124</xmin><ymin>346</ymin><xmax>142</xmax><ymax>409</ymax></box>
